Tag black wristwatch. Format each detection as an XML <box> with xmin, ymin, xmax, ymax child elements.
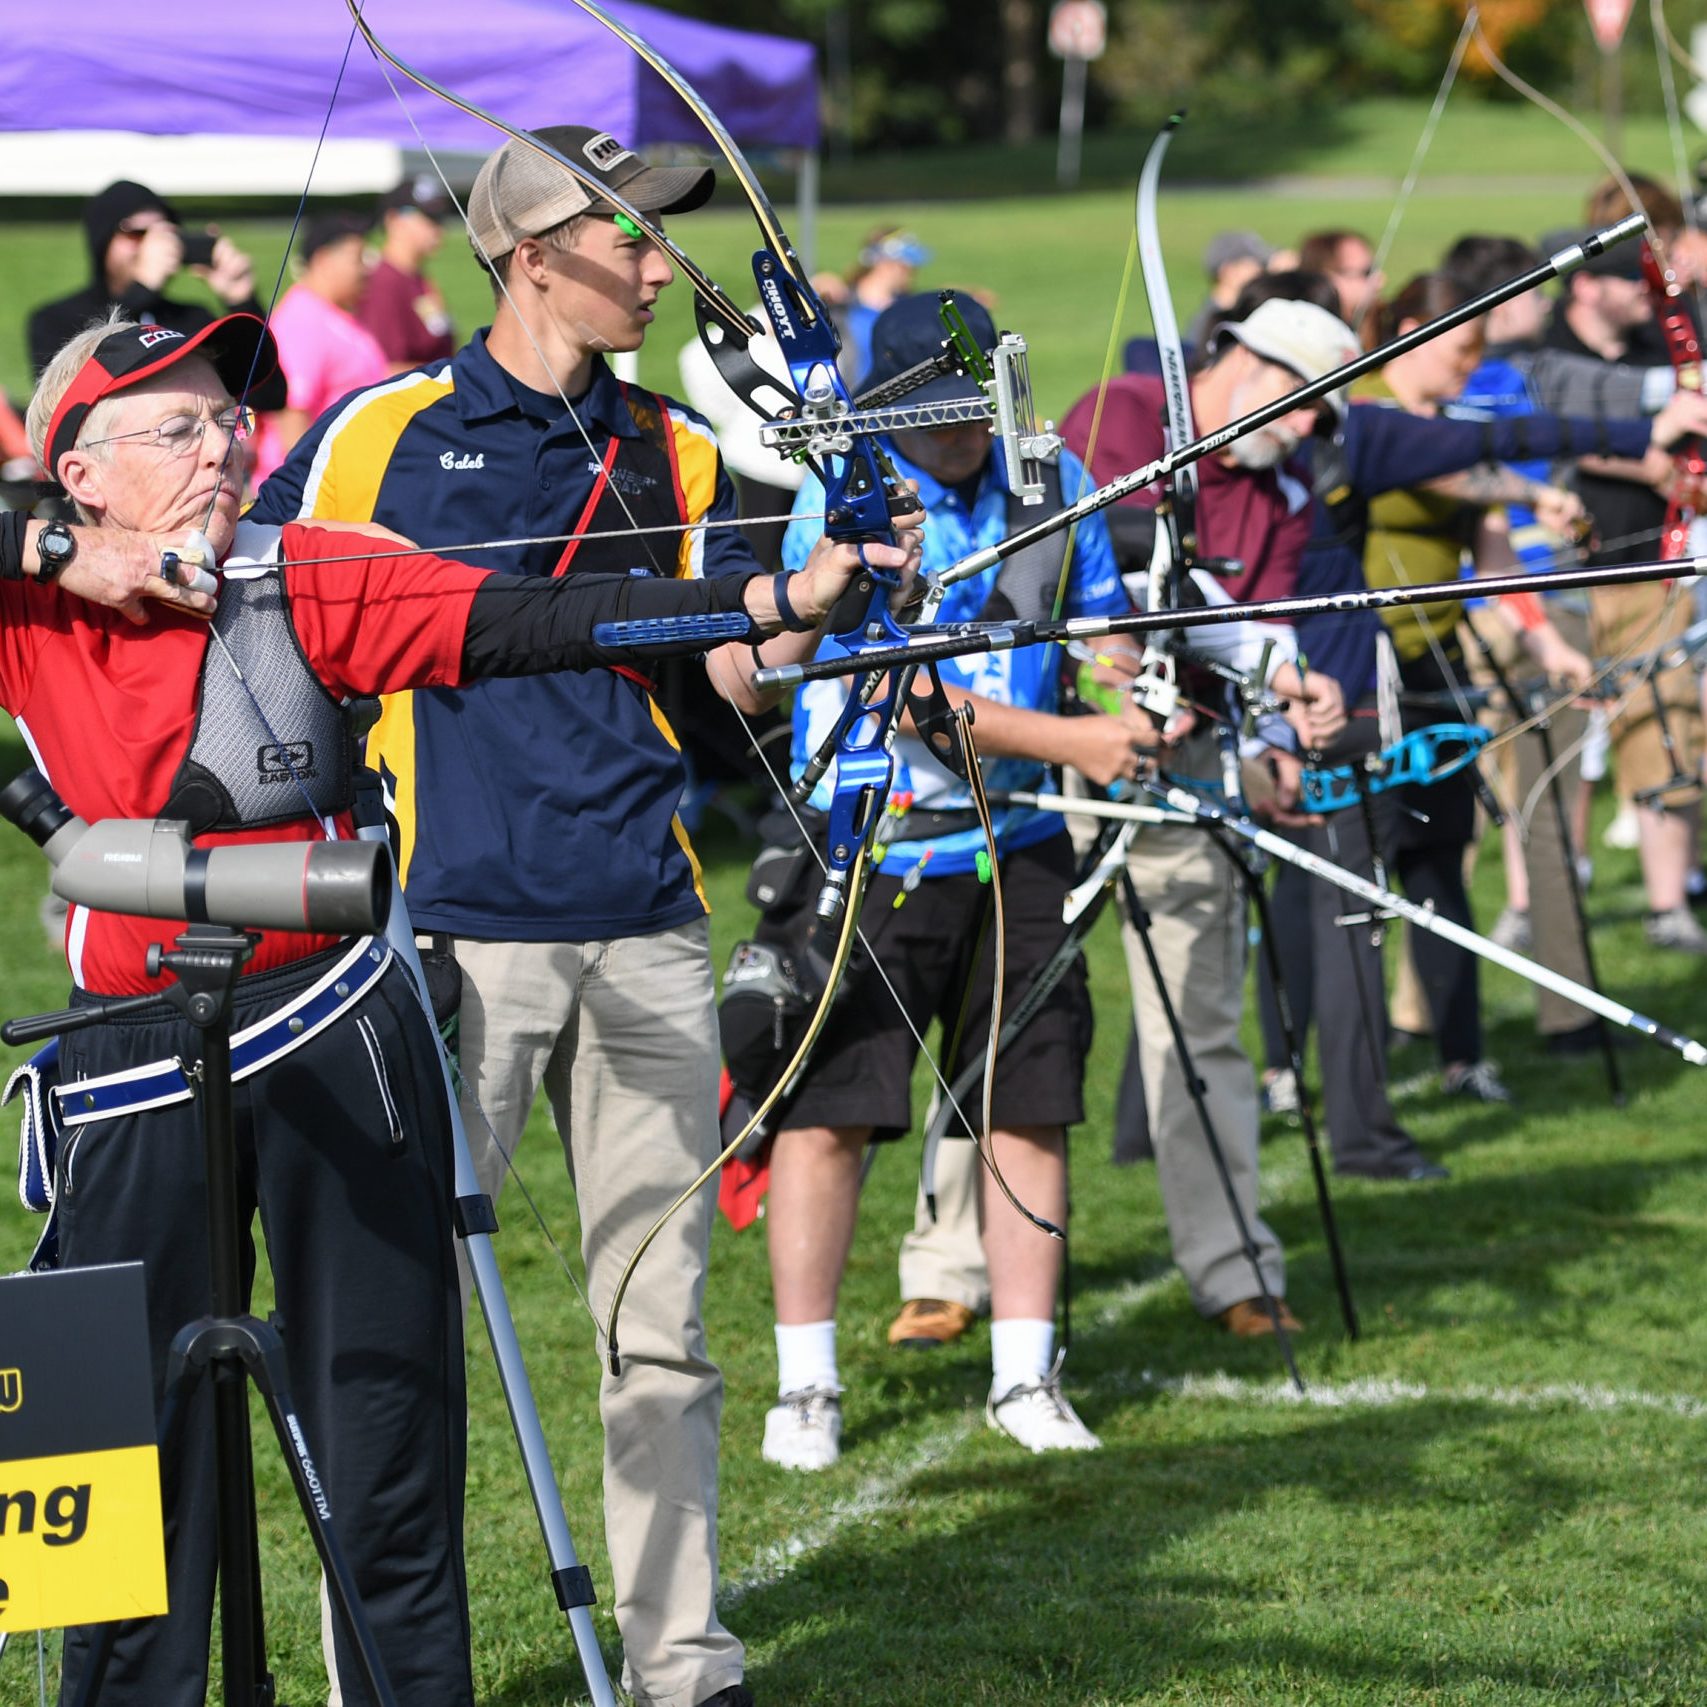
<box><xmin>34</xmin><ymin>521</ymin><xmax>76</xmax><ymax>583</ymax></box>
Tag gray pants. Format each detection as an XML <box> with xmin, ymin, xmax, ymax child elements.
<box><xmin>449</xmin><ymin>923</ymin><xmax>742</xmax><ymax>1707</ymax></box>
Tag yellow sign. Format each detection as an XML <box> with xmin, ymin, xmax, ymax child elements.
<box><xmin>0</xmin><ymin>1446</ymin><xmax>168</xmax><ymax>1631</ymax></box>
<box><xmin>0</xmin><ymin>1264</ymin><xmax>166</xmax><ymax>1633</ymax></box>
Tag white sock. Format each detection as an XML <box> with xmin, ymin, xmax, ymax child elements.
<box><xmin>990</xmin><ymin>1317</ymin><xmax>1055</xmax><ymax>1397</ymax></box>
<box><xmin>775</xmin><ymin>1320</ymin><xmax>838</xmax><ymax>1397</ymax></box>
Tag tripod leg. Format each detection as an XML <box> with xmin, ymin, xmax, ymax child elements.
<box><xmin>458</xmin><ymin>1226</ymin><xmax>616</xmax><ymax>1706</ymax></box>
<box><xmin>373</xmin><ymin>905</ymin><xmax>618</xmax><ymax>1707</ymax></box>
<box><xmin>210</xmin><ymin>1356</ymin><xmax>267</xmax><ymax>1707</ymax></box>
<box><xmin>1221</xmin><ymin>836</ymin><xmax>1360</xmax><ymax>1340</ymax></box>
<box><xmin>235</xmin><ymin>1319</ymin><xmax>398</xmax><ymax>1707</ymax></box>
<box><xmin>1117</xmin><ymin>869</ymin><xmax>1306</xmax><ymax>1393</ymax></box>
<box><xmin>63</xmin><ymin>1322</ymin><xmax>231</xmax><ymax>1706</ymax></box>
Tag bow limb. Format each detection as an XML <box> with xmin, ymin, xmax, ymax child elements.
<box><xmin>344</xmin><ymin>0</ymin><xmax>758</xmax><ymax>351</ymax></box>
<box><xmin>555</xmin><ymin>0</ymin><xmax>811</xmax><ymax>305</ymax></box>
<box><xmin>1136</xmin><ymin>113</ymin><xmax>1198</xmax><ymax>561</ymax></box>
<box><xmin>1121</xmin><ymin>114</ymin><xmax>1196</xmax><ymax>722</ymax></box>
<box><xmin>1648</xmin><ymin>1</ymin><xmax>1707</xmax><ymax>558</ymax></box>
<box><xmin>1636</xmin><ymin>240</ymin><xmax>1707</xmax><ymax>559</ymax></box>
<box><xmin>1472</xmin><ymin>20</ymin><xmax>1651</xmax><ymax>240</ymax></box>
<box><xmin>1359</xmin><ymin>8</ymin><xmax>1477</xmax><ymax>335</ymax></box>
<box><xmin>601</xmin><ymin>843</ymin><xmax>871</xmax><ymax>1375</ymax></box>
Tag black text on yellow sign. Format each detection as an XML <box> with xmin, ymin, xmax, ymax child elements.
<box><xmin>0</xmin><ymin>1446</ymin><xmax>168</xmax><ymax>1631</ymax></box>
<box><xmin>0</xmin><ymin>1263</ymin><xmax>166</xmax><ymax>1632</ymax></box>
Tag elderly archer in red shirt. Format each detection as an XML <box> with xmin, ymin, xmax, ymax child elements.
<box><xmin>5</xmin><ymin>309</ymin><xmax>912</xmax><ymax>1706</ymax></box>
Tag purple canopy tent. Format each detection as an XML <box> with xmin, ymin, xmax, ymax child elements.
<box><xmin>0</xmin><ymin>0</ymin><xmax>819</xmax><ymax>154</ymax></box>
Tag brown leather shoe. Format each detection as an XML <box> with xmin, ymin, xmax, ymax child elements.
<box><xmin>1217</xmin><ymin>1297</ymin><xmax>1303</xmax><ymax>1337</ymax></box>
<box><xmin>887</xmin><ymin>1298</ymin><xmax>976</xmax><ymax>1348</ymax></box>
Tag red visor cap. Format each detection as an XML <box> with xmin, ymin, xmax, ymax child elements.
<box><xmin>44</xmin><ymin>314</ymin><xmax>280</xmax><ymax>480</ymax></box>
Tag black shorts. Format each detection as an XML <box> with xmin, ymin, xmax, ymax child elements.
<box><xmin>782</xmin><ymin>831</ymin><xmax>1092</xmax><ymax>1141</ymax></box>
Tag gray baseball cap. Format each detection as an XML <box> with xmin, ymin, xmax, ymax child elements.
<box><xmin>467</xmin><ymin>125</ymin><xmax>713</xmax><ymax>259</ymax></box>
<box><xmin>1204</xmin><ymin>230</ymin><xmax>1274</xmax><ymax>279</ymax></box>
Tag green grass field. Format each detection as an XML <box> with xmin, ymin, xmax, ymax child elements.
<box><xmin>3</xmin><ymin>93</ymin><xmax>1707</xmax><ymax>1705</ymax></box>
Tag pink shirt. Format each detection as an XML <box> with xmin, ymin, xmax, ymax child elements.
<box><xmin>252</xmin><ymin>284</ymin><xmax>391</xmax><ymax>480</ymax></box>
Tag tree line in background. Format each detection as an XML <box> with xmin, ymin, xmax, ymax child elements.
<box><xmin>653</xmin><ymin>0</ymin><xmax>1707</xmax><ymax>151</ymax></box>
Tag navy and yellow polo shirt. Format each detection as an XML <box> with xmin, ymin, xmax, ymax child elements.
<box><xmin>249</xmin><ymin>331</ymin><xmax>754</xmax><ymax>941</ymax></box>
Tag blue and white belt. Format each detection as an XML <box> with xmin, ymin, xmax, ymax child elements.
<box><xmin>51</xmin><ymin>936</ymin><xmax>392</xmax><ymax>1128</ymax></box>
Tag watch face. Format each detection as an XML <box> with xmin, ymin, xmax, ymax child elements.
<box><xmin>37</xmin><ymin>524</ymin><xmax>75</xmax><ymax>577</ymax></box>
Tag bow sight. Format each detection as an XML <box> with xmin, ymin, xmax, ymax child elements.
<box><xmin>614</xmin><ymin>288</ymin><xmax>1065</xmax><ymax>923</ymax></box>
<box><xmin>755</xmin><ymin>292</ymin><xmax>1061</xmax><ymax>508</ymax></box>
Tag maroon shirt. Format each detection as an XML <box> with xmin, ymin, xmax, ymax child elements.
<box><xmin>356</xmin><ymin>258</ymin><xmax>456</xmax><ymax>367</ymax></box>
<box><xmin>1060</xmin><ymin>373</ymin><xmax>1311</xmax><ymax>608</ymax></box>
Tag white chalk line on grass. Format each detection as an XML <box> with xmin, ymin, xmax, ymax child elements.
<box><xmin>723</xmin><ymin>1338</ymin><xmax>1706</xmax><ymax>1610</ymax></box>
<box><xmin>722</xmin><ymin>1414</ymin><xmax>979</xmax><ymax>1608</ymax></box>
<box><xmin>1121</xmin><ymin>1368</ymin><xmax>1707</xmax><ymax>1420</ymax></box>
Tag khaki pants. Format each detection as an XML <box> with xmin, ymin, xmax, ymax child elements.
<box><xmin>900</xmin><ymin>758</ymin><xmax>1284</xmax><ymax>1317</ymax></box>
<box><xmin>899</xmin><ymin>1132</ymin><xmax>991</xmax><ymax>1314</ymax></box>
<box><xmin>1472</xmin><ymin>606</ymin><xmax>1596</xmax><ymax>1033</ymax></box>
<box><xmin>1119</xmin><ymin>815</ymin><xmax>1285</xmax><ymax>1313</ymax></box>
<box><xmin>448</xmin><ymin>924</ymin><xmax>742</xmax><ymax>1707</ymax></box>
<box><xmin>1593</xmin><ymin>580</ymin><xmax>1703</xmax><ymax>796</ymax></box>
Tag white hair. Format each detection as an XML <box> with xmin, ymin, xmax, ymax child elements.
<box><xmin>24</xmin><ymin>311</ymin><xmax>140</xmax><ymax>478</ymax></box>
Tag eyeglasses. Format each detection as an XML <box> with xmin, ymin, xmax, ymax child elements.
<box><xmin>115</xmin><ymin>217</ymin><xmax>170</xmax><ymax>238</ymax></box>
<box><xmin>82</xmin><ymin>405</ymin><xmax>257</xmax><ymax>456</ymax></box>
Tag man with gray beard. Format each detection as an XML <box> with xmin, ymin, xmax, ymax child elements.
<box><xmin>1034</xmin><ymin>300</ymin><xmax>1353</xmax><ymax>1338</ymax></box>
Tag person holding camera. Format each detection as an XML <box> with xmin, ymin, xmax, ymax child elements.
<box><xmin>7</xmin><ymin>308</ymin><xmax>905</xmax><ymax>1707</ymax></box>
<box><xmin>25</xmin><ymin>180</ymin><xmax>283</xmax><ymax>414</ymax></box>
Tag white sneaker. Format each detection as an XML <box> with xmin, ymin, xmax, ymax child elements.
<box><xmin>762</xmin><ymin>1386</ymin><xmax>843</xmax><ymax>1471</ymax></box>
<box><xmin>1603</xmin><ymin>803</ymin><xmax>1640</xmax><ymax>850</ymax></box>
<box><xmin>986</xmin><ymin>1374</ymin><xmax>1101</xmax><ymax>1453</ymax></box>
